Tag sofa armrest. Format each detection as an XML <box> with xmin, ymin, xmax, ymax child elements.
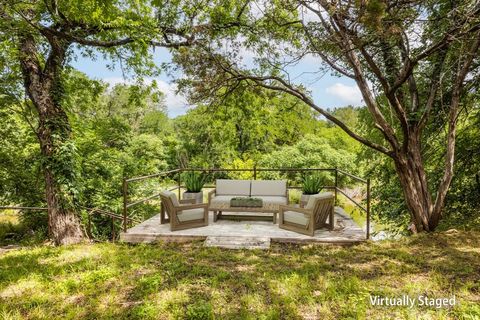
<box><xmin>208</xmin><ymin>188</ymin><xmax>216</xmax><ymax>205</ymax></box>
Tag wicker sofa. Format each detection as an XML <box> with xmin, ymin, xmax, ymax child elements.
<box><xmin>208</xmin><ymin>179</ymin><xmax>288</xmax><ymax>222</ymax></box>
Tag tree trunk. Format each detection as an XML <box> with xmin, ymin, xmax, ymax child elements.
<box><xmin>393</xmin><ymin>134</ymin><xmax>434</xmax><ymax>232</ymax></box>
<box><xmin>19</xmin><ymin>34</ymin><xmax>84</xmax><ymax>245</ymax></box>
<box><xmin>37</xmin><ymin>102</ymin><xmax>84</xmax><ymax>245</ymax></box>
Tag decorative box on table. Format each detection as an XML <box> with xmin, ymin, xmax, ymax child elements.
<box><xmin>230</xmin><ymin>197</ymin><xmax>263</xmax><ymax>207</ymax></box>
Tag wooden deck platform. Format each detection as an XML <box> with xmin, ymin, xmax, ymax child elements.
<box><xmin>120</xmin><ymin>207</ymin><xmax>366</xmax><ymax>245</ymax></box>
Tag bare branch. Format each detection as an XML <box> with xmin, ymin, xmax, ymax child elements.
<box><xmin>391</xmin><ymin>5</ymin><xmax>480</xmax><ymax>93</ymax></box>
<box><xmin>418</xmin><ymin>48</ymin><xmax>448</xmax><ymax>131</ymax></box>
<box><xmin>431</xmin><ymin>32</ymin><xmax>480</xmax><ymax>226</ymax></box>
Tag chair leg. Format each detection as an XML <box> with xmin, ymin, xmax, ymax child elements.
<box><xmin>309</xmin><ymin>215</ymin><xmax>315</xmax><ymax>236</ymax></box>
<box><xmin>329</xmin><ymin>208</ymin><xmax>334</xmax><ymax>230</ymax></box>
<box><xmin>160</xmin><ymin>204</ymin><xmax>166</xmax><ymax>224</ymax></box>
<box><xmin>203</xmin><ymin>207</ymin><xmax>209</xmax><ymax>225</ymax></box>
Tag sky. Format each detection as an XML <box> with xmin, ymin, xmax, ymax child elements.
<box><xmin>71</xmin><ymin>47</ymin><xmax>363</xmax><ymax>118</ymax></box>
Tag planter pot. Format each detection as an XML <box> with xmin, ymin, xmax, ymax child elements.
<box><xmin>300</xmin><ymin>193</ymin><xmax>314</xmax><ymax>208</ymax></box>
<box><xmin>183</xmin><ymin>191</ymin><xmax>204</xmax><ymax>204</ymax></box>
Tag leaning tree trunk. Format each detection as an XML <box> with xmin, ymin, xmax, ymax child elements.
<box><xmin>19</xmin><ymin>34</ymin><xmax>84</xmax><ymax>245</ymax></box>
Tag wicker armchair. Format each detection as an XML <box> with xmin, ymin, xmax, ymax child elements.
<box><xmin>278</xmin><ymin>193</ymin><xmax>334</xmax><ymax>236</ymax></box>
<box><xmin>159</xmin><ymin>191</ymin><xmax>208</xmax><ymax>231</ymax></box>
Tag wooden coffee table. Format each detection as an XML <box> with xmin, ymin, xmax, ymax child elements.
<box><xmin>209</xmin><ymin>202</ymin><xmax>280</xmax><ymax>223</ymax></box>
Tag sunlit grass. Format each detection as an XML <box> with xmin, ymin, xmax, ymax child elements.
<box><xmin>0</xmin><ymin>212</ymin><xmax>23</xmax><ymax>246</ymax></box>
<box><xmin>0</xmin><ymin>232</ymin><xmax>479</xmax><ymax>319</ymax></box>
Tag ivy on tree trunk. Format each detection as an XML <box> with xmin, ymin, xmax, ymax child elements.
<box><xmin>3</xmin><ymin>0</ymin><xmax>234</xmax><ymax>244</ymax></box>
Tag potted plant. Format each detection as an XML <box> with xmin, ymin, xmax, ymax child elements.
<box><xmin>300</xmin><ymin>175</ymin><xmax>323</xmax><ymax>207</ymax></box>
<box><xmin>182</xmin><ymin>172</ymin><xmax>207</xmax><ymax>204</ymax></box>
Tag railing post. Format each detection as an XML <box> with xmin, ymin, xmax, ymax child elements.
<box><xmin>87</xmin><ymin>210</ymin><xmax>92</xmax><ymax>239</ymax></box>
<box><xmin>253</xmin><ymin>165</ymin><xmax>257</xmax><ymax>180</ymax></box>
<box><xmin>366</xmin><ymin>178</ymin><xmax>371</xmax><ymax>240</ymax></box>
<box><xmin>334</xmin><ymin>167</ymin><xmax>338</xmax><ymax>206</ymax></box>
<box><xmin>122</xmin><ymin>178</ymin><xmax>128</xmax><ymax>233</ymax></box>
<box><xmin>111</xmin><ymin>216</ymin><xmax>115</xmax><ymax>242</ymax></box>
<box><xmin>177</xmin><ymin>169</ymin><xmax>182</xmax><ymax>199</ymax></box>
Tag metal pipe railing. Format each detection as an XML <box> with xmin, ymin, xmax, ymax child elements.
<box><xmin>125</xmin><ymin>169</ymin><xmax>182</xmax><ymax>183</ymax></box>
<box><xmin>0</xmin><ymin>206</ymin><xmax>48</xmax><ymax>211</ymax></box>
<box><xmin>0</xmin><ymin>206</ymin><xmax>134</xmax><ymax>242</ymax></box>
<box><xmin>122</xmin><ymin>167</ymin><xmax>372</xmax><ymax>240</ymax></box>
<box><xmin>336</xmin><ymin>188</ymin><xmax>367</xmax><ymax>212</ymax></box>
<box><xmin>126</xmin><ymin>193</ymin><xmax>162</xmax><ymax>209</ymax></box>
<box><xmin>366</xmin><ymin>178</ymin><xmax>371</xmax><ymax>239</ymax></box>
<box><xmin>336</xmin><ymin>169</ymin><xmax>367</xmax><ymax>183</ymax></box>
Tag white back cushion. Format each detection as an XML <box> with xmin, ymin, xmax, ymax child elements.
<box><xmin>160</xmin><ymin>190</ymin><xmax>180</xmax><ymax>207</ymax></box>
<box><xmin>255</xmin><ymin>196</ymin><xmax>288</xmax><ymax>205</ymax></box>
<box><xmin>251</xmin><ymin>180</ymin><xmax>287</xmax><ymax>196</ymax></box>
<box><xmin>305</xmin><ymin>192</ymin><xmax>334</xmax><ymax>209</ymax></box>
<box><xmin>216</xmin><ymin>179</ymin><xmax>251</xmax><ymax>196</ymax></box>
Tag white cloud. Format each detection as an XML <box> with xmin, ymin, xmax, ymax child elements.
<box><xmin>325</xmin><ymin>83</ymin><xmax>363</xmax><ymax>106</ymax></box>
<box><xmin>155</xmin><ymin>80</ymin><xmax>188</xmax><ymax>117</ymax></box>
<box><xmin>102</xmin><ymin>77</ymin><xmax>188</xmax><ymax>117</ymax></box>
<box><xmin>102</xmin><ymin>76</ymin><xmax>128</xmax><ymax>87</ymax></box>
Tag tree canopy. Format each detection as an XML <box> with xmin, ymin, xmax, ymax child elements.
<box><xmin>173</xmin><ymin>0</ymin><xmax>480</xmax><ymax>232</ymax></box>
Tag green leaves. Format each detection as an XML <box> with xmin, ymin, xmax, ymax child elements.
<box><xmin>182</xmin><ymin>172</ymin><xmax>207</xmax><ymax>193</ymax></box>
<box><xmin>302</xmin><ymin>175</ymin><xmax>323</xmax><ymax>195</ymax></box>
<box><xmin>174</xmin><ymin>87</ymin><xmax>320</xmax><ymax>167</ymax></box>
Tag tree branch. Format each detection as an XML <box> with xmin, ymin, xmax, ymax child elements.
<box><xmin>390</xmin><ymin>5</ymin><xmax>480</xmax><ymax>93</ymax></box>
<box><xmin>217</xmin><ymin>66</ymin><xmax>393</xmax><ymax>156</ymax></box>
<box><xmin>431</xmin><ymin>32</ymin><xmax>480</xmax><ymax>226</ymax></box>
<box><xmin>323</xmin><ymin>15</ymin><xmax>401</xmax><ymax>151</ymax></box>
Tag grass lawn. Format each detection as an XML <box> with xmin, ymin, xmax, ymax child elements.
<box><xmin>0</xmin><ymin>232</ymin><xmax>479</xmax><ymax>319</ymax></box>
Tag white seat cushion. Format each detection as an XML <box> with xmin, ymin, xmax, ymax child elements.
<box><xmin>160</xmin><ymin>190</ymin><xmax>180</xmax><ymax>207</ymax></box>
<box><xmin>256</xmin><ymin>196</ymin><xmax>287</xmax><ymax>206</ymax></box>
<box><xmin>251</xmin><ymin>180</ymin><xmax>287</xmax><ymax>196</ymax></box>
<box><xmin>216</xmin><ymin>179</ymin><xmax>251</xmax><ymax>196</ymax></box>
<box><xmin>210</xmin><ymin>195</ymin><xmax>235</xmax><ymax>206</ymax></box>
<box><xmin>283</xmin><ymin>211</ymin><xmax>310</xmax><ymax>226</ymax></box>
<box><xmin>305</xmin><ymin>192</ymin><xmax>334</xmax><ymax>209</ymax></box>
<box><xmin>177</xmin><ymin>208</ymin><xmax>204</xmax><ymax>222</ymax></box>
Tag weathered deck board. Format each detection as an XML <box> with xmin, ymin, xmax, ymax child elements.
<box><xmin>205</xmin><ymin>236</ymin><xmax>271</xmax><ymax>249</ymax></box>
<box><xmin>120</xmin><ymin>207</ymin><xmax>366</xmax><ymax>244</ymax></box>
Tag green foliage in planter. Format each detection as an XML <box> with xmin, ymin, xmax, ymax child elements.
<box><xmin>302</xmin><ymin>175</ymin><xmax>323</xmax><ymax>195</ymax></box>
<box><xmin>183</xmin><ymin>172</ymin><xmax>207</xmax><ymax>193</ymax></box>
